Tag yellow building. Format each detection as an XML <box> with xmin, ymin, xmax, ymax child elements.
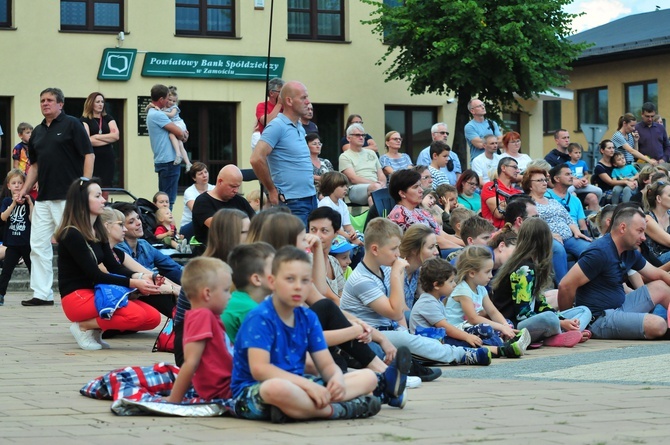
<box><xmin>0</xmin><ymin>1</ymin><xmax>454</xmax><ymax>222</ymax></box>
<box><xmin>539</xmin><ymin>8</ymin><xmax>670</xmax><ymax>165</ymax></box>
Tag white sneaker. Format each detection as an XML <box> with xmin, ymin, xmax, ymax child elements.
<box><xmin>91</xmin><ymin>329</ymin><xmax>111</xmax><ymax>349</ymax></box>
<box><xmin>69</xmin><ymin>323</ymin><xmax>102</xmax><ymax>351</ymax></box>
<box><xmin>406</xmin><ymin>376</ymin><xmax>422</xmax><ymax>389</ymax></box>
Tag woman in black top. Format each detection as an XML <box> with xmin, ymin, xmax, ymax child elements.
<box><xmin>81</xmin><ymin>92</ymin><xmax>119</xmax><ymax>187</ymax></box>
<box><xmin>56</xmin><ymin>178</ymin><xmax>161</xmax><ymax>351</ymax></box>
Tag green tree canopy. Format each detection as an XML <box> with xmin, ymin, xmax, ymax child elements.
<box><xmin>362</xmin><ymin>0</ymin><xmax>590</xmax><ymax>158</ymax></box>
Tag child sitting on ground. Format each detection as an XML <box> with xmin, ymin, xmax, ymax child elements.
<box><xmin>329</xmin><ymin>235</ymin><xmax>354</xmax><ymax>281</ymax></box>
<box><xmin>339</xmin><ymin>217</ymin><xmax>492</xmax><ymax>368</ymax></box>
<box><xmin>0</xmin><ymin>169</ymin><xmax>34</xmax><ymax>306</ymax></box>
<box><xmin>410</xmin><ymin>257</ymin><xmax>529</xmax><ymax>358</ymax></box>
<box><xmin>318</xmin><ymin>171</ymin><xmax>363</xmax><ymax>246</ymax></box>
<box><xmin>232</xmin><ymin>246</ymin><xmax>381</xmax><ymax>422</ymax></box>
<box><xmin>448</xmin><ymin>207</ymin><xmax>475</xmax><ymax>241</ymax></box>
<box><xmin>154</xmin><ymin>207</ymin><xmax>180</xmax><ymax>249</ymax></box>
<box><xmin>446</xmin><ymin>246</ymin><xmax>530</xmax><ymax>355</ymax></box>
<box><xmin>222</xmin><ymin>242</ymin><xmax>275</xmax><ymax>341</ymax></box>
<box><xmin>167</xmin><ymin>257</ymin><xmax>234</xmax><ymax>402</ymax></box>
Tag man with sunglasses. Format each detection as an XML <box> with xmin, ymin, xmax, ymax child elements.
<box><xmin>251</xmin><ymin>78</ymin><xmax>285</xmax><ymax>149</ymax></box>
<box><xmin>546</xmin><ymin>164</ymin><xmax>588</xmax><ymax>231</ymax></box>
<box><xmin>481</xmin><ymin>158</ymin><xmax>521</xmax><ymax>229</ymax></box>
<box><xmin>18</xmin><ymin>88</ymin><xmax>94</xmax><ymax>306</ymax></box>
<box><xmin>338</xmin><ymin>123</ymin><xmax>385</xmax><ymax>206</ymax></box>
<box><xmin>416</xmin><ymin>122</ymin><xmax>461</xmax><ymax>185</ymax></box>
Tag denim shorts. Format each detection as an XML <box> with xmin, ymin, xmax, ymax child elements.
<box><xmin>589</xmin><ymin>286</ymin><xmax>654</xmax><ymax>340</ymax></box>
<box><xmin>234</xmin><ymin>375</ymin><xmax>324</xmax><ymax>420</ymax></box>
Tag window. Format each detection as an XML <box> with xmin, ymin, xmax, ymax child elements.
<box><xmin>0</xmin><ymin>97</ymin><xmax>11</xmax><ymax>174</ymax></box>
<box><xmin>382</xmin><ymin>0</ymin><xmax>403</xmax><ymax>41</ymax></box>
<box><xmin>0</xmin><ymin>0</ymin><xmax>11</xmax><ymax>28</ymax></box>
<box><xmin>543</xmin><ymin>101</ymin><xmax>561</xmax><ymax>134</ymax></box>
<box><xmin>385</xmin><ymin>106</ymin><xmax>437</xmax><ymax>161</ymax></box>
<box><xmin>176</xmin><ymin>101</ymin><xmax>236</xmax><ymax>189</ymax></box>
<box><xmin>60</xmin><ymin>0</ymin><xmax>123</xmax><ymax>32</ymax></box>
<box><xmin>577</xmin><ymin>87</ymin><xmax>608</xmax><ymax>127</ymax></box>
<box><xmin>625</xmin><ymin>80</ymin><xmax>658</xmax><ymax>120</ymax></box>
<box><xmin>176</xmin><ymin>0</ymin><xmax>234</xmax><ymax>37</ymax></box>
<box><xmin>288</xmin><ymin>0</ymin><xmax>344</xmax><ymax>41</ymax></box>
<box><xmin>311</xmin><ymin>104</ymin><xmax>344</xmax><ymax>170</ymax></box>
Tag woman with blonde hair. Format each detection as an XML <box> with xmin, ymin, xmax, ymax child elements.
<box><xmin>380</xmin><ymin>131</ymin><xmax>413</xmax><ymax>176</ymax></box>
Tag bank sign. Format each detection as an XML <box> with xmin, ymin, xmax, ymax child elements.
<box><xmin>98</xmin><ymin>48</ymin><xmax>137</xmax><ymax>81</ymax></box>
<box><xmin>141</xmin><ymin>52</ymin><xmax>285</xmax><ymax>80</ymax></box>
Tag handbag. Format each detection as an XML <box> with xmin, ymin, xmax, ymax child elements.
<box><xmin>152</xmin><ymin>307</ymin><xmax>177</xmax><ymax>353</ymax></box>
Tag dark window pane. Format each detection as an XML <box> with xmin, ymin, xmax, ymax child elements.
<box><xmin>289</xmin><ymin>0</ymin><xmax>309</xmax><ymax>8</ymax></box>
<box><xmin>61</xmin><ymin>1</ymin><xmax>86</xmax><ymax>26</ymax></box>
<box><xmin>318</xmin><ymin>0</ymin><xmax>341</xmax><ymax>10</ymax></box>
<box><xmin>317</xmin><ymin>13</ymin><xmax>340</xmax><ymax>36</ymax></box>
<box><xmin>207</xmin><ymin>8</ymin><xmax>231</xmax><ymax>32</ymax></box>
<box><xmin>94</xmin><ymin>3</ymin><xmax>120</xmax><ymax>27</ymax></box>
<box><xmin>176</xmin><ymin>7</ymin><xmax>200</xmax><ymax>31</ymax></box>
<box><xmin>543</xmin><ymin>101</ymin><xmax>561</xmax><ymax>134</ymax></box>
<box><xmin>288</xmin><ymin>12</ymin><xmax>310</xmax><ymax>35</ymax></box>
<box><xmin>208</xmin><ymin>0</ymin><xmax>231</xmax><ymax>5</ymax></box>
<box><xmin>178</xmin><ymin>0</ymin><xmax>200</xmax><ymax>4</ymax></box>
<box><xmin>0</xmin><ymin>0</ymin><xmax>8</xmax><ymax>24</ymax></box>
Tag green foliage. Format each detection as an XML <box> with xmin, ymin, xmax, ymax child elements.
<box><xmin>361</xmin><ymin>0</ymin><xmax>591</xmax><ymax>154</ymax></box>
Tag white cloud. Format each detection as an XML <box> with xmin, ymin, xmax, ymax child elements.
<box><xmin>565</xmin><ymin>0</ymin><xmax>633</xmax><ymax>33</ymax></box>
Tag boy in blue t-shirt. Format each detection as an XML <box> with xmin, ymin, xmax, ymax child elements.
<box><xmin>232</xmin><ymin>246</ymin><xmax>381</xmax><ymax>423</ymax></box>
<box><xmin>0</xmin><ymin>169</ymin><xmax>34</xmax><ymax>305</ymax></box>
<box><xmin>611</xmin><ymin>152</ymin><xmax>639</xmax><ymax>182</ymax></box>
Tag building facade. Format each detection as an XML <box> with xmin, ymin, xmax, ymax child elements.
<box><xmin>0</xmin><ymin>1</ymin><xmax>455</xmax><ymax>222</ymax></box>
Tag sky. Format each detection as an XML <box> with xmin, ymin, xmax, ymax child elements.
<box><xmin>564</xmin><ymin>0</ymin><xmax>667</xmax><ymax>33</ymax></box>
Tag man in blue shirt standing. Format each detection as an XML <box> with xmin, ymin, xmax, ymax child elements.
<box><xmin>146</xmin><ymin>84</ymin><xmax>188</xmax><ymax>210</ymax></box>
<box><xmin>251</xmin><ymin>81</ymin><xmax>317</xmax><ymax>226</ymax></box>
<box><xmin>464</xmin><ymin>99</ymin><xmax>501</xmax><ymax>161</ymax></box>
<box><xmin>636</xmin><ymin>102</ymin><xmax>670</xmax><ymax>162</ymax></box>
<box><xmin>557</xmin><ymin>206</ymin><xmax>670</xmax><ymax>340</ymax></box>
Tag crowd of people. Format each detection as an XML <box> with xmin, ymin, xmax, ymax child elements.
<box><xmin>4</xmin><ymin>82</ymin><xmax>670</xmax><ymax>424</ymax></box>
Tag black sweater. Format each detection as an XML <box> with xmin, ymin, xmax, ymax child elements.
<box><xmin>58</xmin><ymin>227</ymin><xmax>134</xmax><ymax>297</ymax></box>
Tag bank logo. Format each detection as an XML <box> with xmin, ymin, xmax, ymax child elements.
<box><xmin>98</xmin><ymin>48</ymin><xmax>137</xmax><ymax>81</ymax></box>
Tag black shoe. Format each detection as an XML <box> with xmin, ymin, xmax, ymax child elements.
<box><xmin>21</xmin><ymin>298</ymin><xmax>54</xmax><ymax>307</ymax></box>
<box><xmin>335</xmin><ymin>395</ymin><xmax>381</xmax><ymax>419</ymax></box>
<box><xmin>409</xmin><ymin>360</ymin><xmax>442</xmax><ymax>382</ymax></box>
<box><xmin>270</xmin><ymin>405</ymin><xmax>290</xmax><ymax>424</ymax></box>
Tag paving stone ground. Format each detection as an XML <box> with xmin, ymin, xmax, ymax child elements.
<box><xmin>1</xmin><ymin>292</ymin><xmax>669</xmax><ymax>445</ymax></box>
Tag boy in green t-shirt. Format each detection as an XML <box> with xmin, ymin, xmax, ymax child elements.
<box><xmin>222</xmin><ymin>242</ymin><xmax>275</xmax><ymax>342</ymax></box>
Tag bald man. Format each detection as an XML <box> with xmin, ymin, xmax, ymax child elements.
<box><xmin>250</xmin><ymin>80</ymin><xmax>317</xmax><ymax>226</ymax></box>
<box><xmin>191</xmin><ymin>164</ymin><xmax>255</xmax><ymax>245</ymax></box>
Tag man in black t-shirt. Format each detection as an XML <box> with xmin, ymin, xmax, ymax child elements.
<box><xmin>192</xmin><ymin>165</ymin><xmax>255</xmax><ymax>245</ymax></box>
<box><xmin>18</xmin><ymin>88</ymin><xmax>94</xmax><ymax>306</ymax></box>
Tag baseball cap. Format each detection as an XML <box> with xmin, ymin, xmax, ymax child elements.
<box><xmin>330</xmin><ymin>235</ymin><xmax>355</xmax><ymax>254</ymax></box>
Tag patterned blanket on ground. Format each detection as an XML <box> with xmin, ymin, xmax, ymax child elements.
<box><xmin>80</xmin><ymin>362</ymin><xmax>236</xmax><ymax>417</ymax></box>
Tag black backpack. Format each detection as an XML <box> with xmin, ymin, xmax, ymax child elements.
<box><xmin>134</xmin><ymin>198</ymin><xmax>160</xmax><ymax>245</ymax></box>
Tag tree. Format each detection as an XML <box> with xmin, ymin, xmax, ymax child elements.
<box><xmin>362</xmin><ymin>0</ymin><xmax>590</xmax><ymax>161</ymax></box>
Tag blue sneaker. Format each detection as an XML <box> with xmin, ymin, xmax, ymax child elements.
<box><xmin>460</xmin><ymin>347</ymin><xmax>491</xmax><ymax>366</ymax></box>
<box><xmin>388</xmin><ymin>389</ymin><xmax>407</xmax><ymax>409</ymax></box>
<box><xmin>383</xmin><ymin>346</ymin><xmax>411</xmax><ymax>398</ymax></box>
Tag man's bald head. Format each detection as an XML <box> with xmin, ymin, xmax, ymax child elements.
<box><xmin>278</xmin><ymin>81</ymin><xmax>309</xmax><ymax>121</ymax></box>
<box><xmin>216</xmin><ymin>164</ymin><xmax>243</xmax><ymax>201</ymax></box>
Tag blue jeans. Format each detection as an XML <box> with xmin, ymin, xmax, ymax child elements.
<box><xmin>281</xmin><ymin>195</ymin><xmax>317</xmax><ymax>228</ymax></box>
<box><xmin>562</xmin><ymin>236</ymin><xmax>592</xmax><ymax>259</ymax></box>
<box><xmin>552</xmin><ymin>238</ymin><xmax>568</xmax><ymax>285</ymax></box>
<box><xmin>154</xmin><ymin>162</ymin><xmax>181</xmax><ymax>210</ymax></box>
<box><xmin>179</xmin><ymin>222</ymin><xmax>194</xmax><ymax>241</ymax></box>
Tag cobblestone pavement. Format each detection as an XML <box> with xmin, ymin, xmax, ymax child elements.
<box><xmin>1</xmin><ymin>293</ymin><xmax>669</xmax><ymax>445</ymax></box>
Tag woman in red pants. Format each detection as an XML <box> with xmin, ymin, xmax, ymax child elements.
<box><xmin>56</xmin><ymin>177</ymin><xmax>162</xmax><ymax>350</ymax></box>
